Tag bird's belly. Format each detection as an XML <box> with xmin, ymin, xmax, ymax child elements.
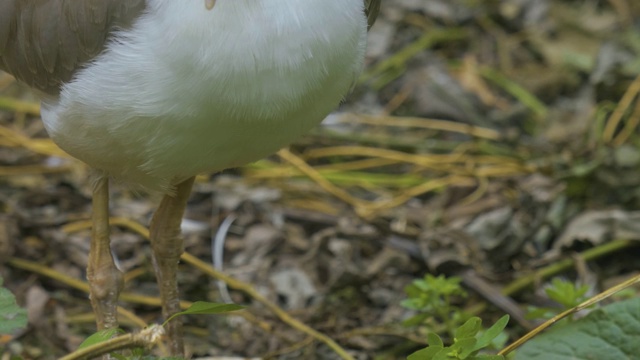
<box><xmin>40</xmin><ymin>0</ymin><xmax>367</xmax><ymax>192</ymax></box>
<box><xmin>42</xmin><ymin>66</ymin><xmax>359</xmax><ymax>192</ymax></box>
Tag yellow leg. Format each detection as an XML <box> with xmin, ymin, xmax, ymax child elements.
<box><xmin>149</xmin><ymin>176</ymin><xmax>195</xmax><ymax>355</ymax></box>
<box><xmin>87</xmin><ymin>177</ymin><xmax>123</xmax><ymax>331</ymax></box>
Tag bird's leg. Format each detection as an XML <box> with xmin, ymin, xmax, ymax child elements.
<box><xmin>87</xmin><ymin>177</ymin><xmax>123</xmax><ymax>331</ymax></box>
<box><xmin>149</xmin><ymin>176</ymin><xmax>195</xmax><ymax>355</ymax></box>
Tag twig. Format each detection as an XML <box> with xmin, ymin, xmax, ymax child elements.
<box><xmin>277</xmin><ymin>148</ymin><xmax>369</xmax><ymax>215</ymax></box>
<box><xmin>603</xmin><ymin>74</ymin><xmax>640</xmax><ymax>143</ymax></box>
<box><xmin>58</xmin><ymin>324</ymin><xmax>165</xmax><ymax>360</ymax></box>
<box><xmin>343</xmin><ymin>114</ymin><xmax>502</xmax><ymax>141</ymax></box>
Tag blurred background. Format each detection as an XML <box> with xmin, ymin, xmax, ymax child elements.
<box><xmin>2</xmin><ymin>0</ymin><xmax>640</xmax><ymax>358</ymax></box>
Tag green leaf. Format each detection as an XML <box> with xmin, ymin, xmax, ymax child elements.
<box><xmin>426</xmin><ymin>275</ymin><xmax>465</xmax><ymax>297</ymax></box>
<box><xmin>401</xmin><ymin>297</ymin><xmax>429</xmax><ymax>311</ymax></box>
<box><xmin>474</xmin><ymin>315</ymin><xmax>509</xmax><ymax>351</ymax></box>
<box><xmin>408</xmin><ymin>346</ymin><xmax>444</xmax><ymax>360</ymax></box>
<box><xmin>545</xmin><ymin>278</ymin><xmax>589</xmax><ymax>308</ymax></box>
<box><xmin>432</xmin><ymin>348</ymin><xmax>454</xmax><ymax>360</ymax></box>
<box><xmin>428</xmin><ymin>332</ymin><xmax>444</xmax><ymax>348</ymax></box>
<box><xmin>525</xmin><ymin>306</ymin><xmax>556</xmax><ymax>320</ymax></box>
<box><xmin>452</xmin><ymin>337</ymin><xmax>478</xmax><ymax>359</ymax></box>
<box><xmin>414</xmin><ymin>279</ymin><xmax>431</xmax><ymax>292</ymax></box>
<box><xmin>0</xmin><ymin>279</ymin><xmax>28</xmax><ymax>335</ymax></box>
<box><xmin>403</xmin><ymin>312</ymin><xmax>431</xmax><ymax>327</ymax></box>
<box><xmin>110</xmin><ymin>353</ymin><xmax>128</xmax><ymax>360</ymax></box>
<box><xmin>404</xmin><ymin>284</ymin><xmax>423</xmax><ymax>299</ymax></box>
<box><xmin>455</xmin><ymin>317</ymin><xmax>482</xmax><ymax>339</ymax></box>
<box><xmin>78</xmin><ymin>328</ymin><xmax>125</xmax><ymax>349</ymax></box>
<box><xmin>163</xmin><ymin>301</ymin><xmax>244</xmax><ymax>325</ymax></box>
<box><xmin>475</xmin><ymin>355</ymin><xmax>504</xmax><ymax>360</ymax></box>
<box><xmin>515</xmin><ymin>298</ymin><xmax>640</xmax><ymax>360</ymax></box>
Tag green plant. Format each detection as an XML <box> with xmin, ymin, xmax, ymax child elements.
<box><xmin>526</xmin><ymin>278</ymin><xmax>590</xmax><ymax>321</ymax></box>
<box><xmin>407</xmin><ymin>315</ymin><xmax>510</xmax><ymax>360</ymax></box>
<box><xmin>401</xmin><ymin>274</ymin><xmax>470</xmax><ymax>339</ymax></box>
<box><xmin>0</xmin><ymin>276</ymin><xmax>28</xmax><ymax>336</ymax></box>
<box><xmin>0</xmin><ymin>277</ymin><xmax>28</xmax><ymax>360</ymax></box>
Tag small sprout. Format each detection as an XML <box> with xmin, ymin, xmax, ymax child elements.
<box><xmin>526</xmin><ymin>278</ymin><xmax>591</xmax><ymax>321</ymax></box>
<box><xmin>162</xmin><ymin>301</ymin><xmax>244</xmax><ymax>326</ymax></box>
<box><xmin>77</xmin><ymin>328</ymin><xmax>126</xmax><ymax>349</ymax></box>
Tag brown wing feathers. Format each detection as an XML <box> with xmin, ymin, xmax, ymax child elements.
<box><xmin>1</xmin><ymin>0</ymin><xmax>378</xmax><ymax>95</ymax></box>
<box><xmin>0</xmin><ymin>0</ymin><xmax>146</xmax><ymax>96</ymax></box>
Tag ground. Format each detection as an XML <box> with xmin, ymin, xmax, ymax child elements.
<box><xmin>1</xmin><ymin>0</ymin><xmax>640</xmax><ymax>359</ymax></box>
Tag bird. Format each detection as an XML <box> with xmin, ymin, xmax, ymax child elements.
<box><xmin>0</xmin><ymin>0</ymin><xmax>380</xmax><ymax>355</ymax></box>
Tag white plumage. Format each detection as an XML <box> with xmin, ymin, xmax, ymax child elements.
<box><xmin>41</xmin><ymin>0</ymin><xmax>368</xmax><ymax>191</ymax></box>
